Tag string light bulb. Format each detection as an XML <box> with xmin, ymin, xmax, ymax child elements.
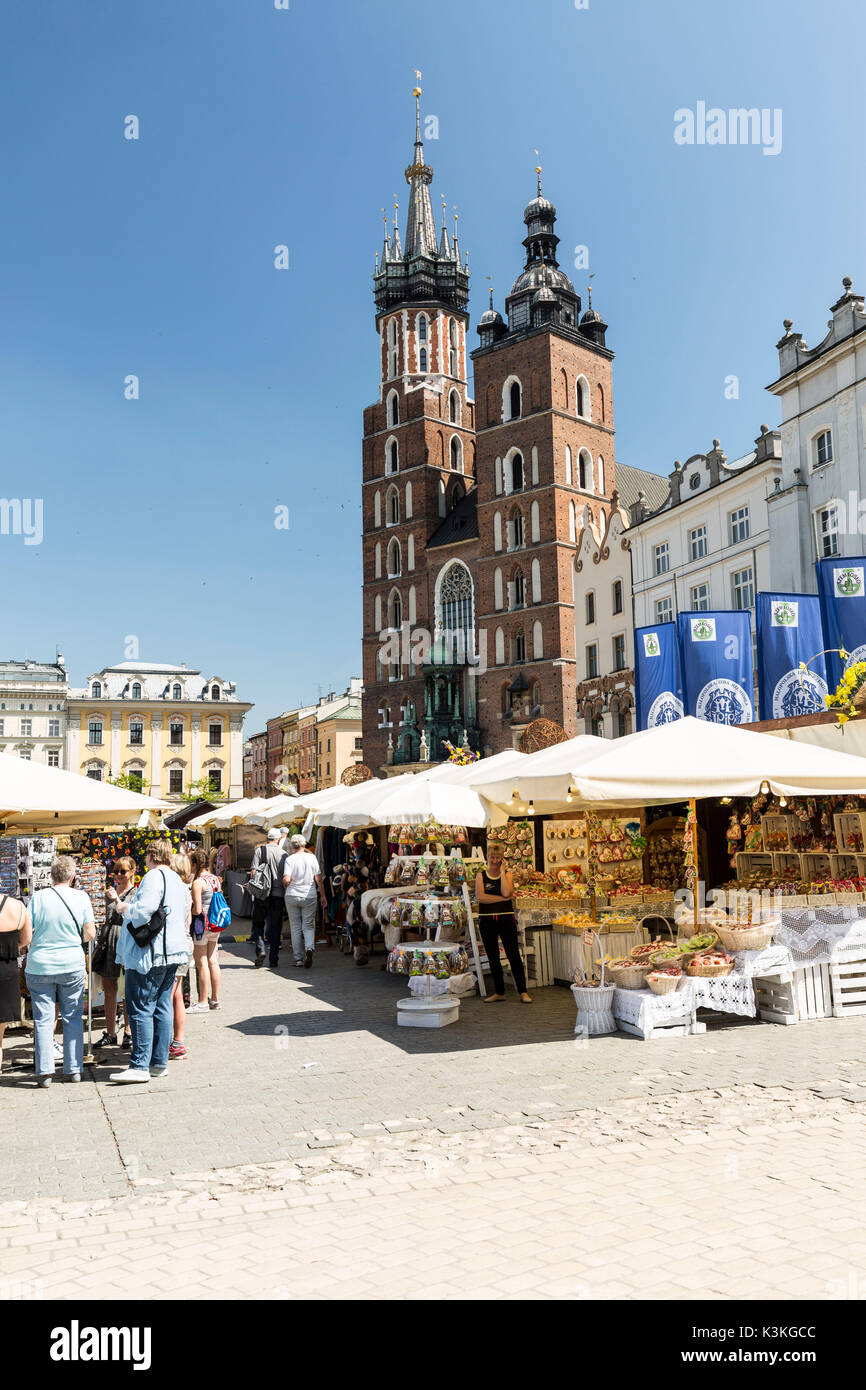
<box><xmin>779</xmin><ymin>796</ymin><xmax>788</xmax><ymax>808</ymax></box>
<box><xmin>720</xmin><ymin>797</ymin><xmax>732</xmax><ymax>805</ymax></box>
<box><xmin>528</xmin><ymin>799</ymin><xmax>535</xmax><ymax>815</ymax></box>
<box><xmin>566</xmin><ymin>787</ymin><xmax>574</xmax><ymax>804</ymax></box>
<box><xmin>760</xmin><ymin>780</ymin><xmax>770</xmax><ymax>795</ymax></box>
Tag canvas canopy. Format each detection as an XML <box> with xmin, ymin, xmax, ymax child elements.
<box><xmin>0</xmin><ymin>753</ymin><xmax>169</xmax><ymax>832</ymax></box>
<box><xmin>301</xmin><ymin>770</ymin><xmax>507</xmax><ymax>834</ymax></box>
<box><xmin>466</xmin><ymin>734</ymin><xmax>609</xmax><ymax>814</ymax></box>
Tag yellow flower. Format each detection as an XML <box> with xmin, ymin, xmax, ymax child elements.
<box><xmin>839</xmin><ymin>713</ymin><xmax>850</xmax><ymax>726</ymax></box>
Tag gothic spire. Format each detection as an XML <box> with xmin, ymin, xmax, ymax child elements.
<box><xmin>404</xmin><ymin>86</ymin><xmax>437</xmax><ymax>258</ymax></box>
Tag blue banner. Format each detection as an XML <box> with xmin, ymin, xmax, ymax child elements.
<box><xmin>677</xmin><ymin>610</ymin><xmax>754</xmax><ymax>724</ymax></box>
<box><xmin>756</xmin><ymin>593</ymin><xmax>828</xmax><ymax>719</ymax></box>
<box><xmin>634</xmin><ymin>623</ymin><xmax>684</xmax><ymax>730</ymax></box>
<box><xmin>817</xmin><ymin>557</ymin><xmax>866</xmax><ymax>686</ymax></box>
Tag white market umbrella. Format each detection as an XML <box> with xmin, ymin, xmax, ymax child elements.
<box><xmin>568</xmin><ymin>716</ymin><xmax>866</xmax><ymax>807</ymax></box>
<box><xmin>186</xmin><ymin>797</ymin><xmax>271</xmax><ymax>831</ymax></box>
<box><xmin>419</xmin><ymin>749</ymin><xmax>530</xmax><ymax>787</ymax></box>
<box><xmin>0</xmin><ymin>753</ymin><xmax>169</xmax><ymax>832</ymax></box>
<box><xmin>304</xmin><ymin>771</ymin><xmax>507</xmax><ymax>833</ymax></box>
<box><xmin>245</xmin><ymin>794</ymin><xmax>305</xmax><ymax>829</ymax></box>
<box><xmin>469</xmin><ymin>734</ymin><xmax>611</xmax><ymax>814</ymax></box>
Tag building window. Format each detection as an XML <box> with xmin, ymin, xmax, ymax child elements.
<box><xmin>419</xmin><ymin>347</ymin><xmax>427</xmax><ymax>372</ymax></box>
<box><xmin>170</xmin><ymin>721</ymin><xmax>184</xmax><ymax>746</ymax></box>
<box><xmin>173</xmin><ymin>683</ymin><xmax>182</xmax><ymax>699</ymax></box>
<box><xmin>507</xmin><ymin>510</ymin><xmax>524</xmax><ymax>550</ymax></box>
<box><xmin>209</xmin><ymin>723</ymin><xmax>223</xmax><ymax>746</ymax></box>
<box><xmin>578</xmin><ymin>450</ymin><xmax>591</xmax><ymax>490</ymax></box>
<box><xmin>418</xmin><ymin>313</ymin><xmax>427</xmax><ymax>342</ymax></box>
<box><xmin>207</xmin><ymin>769</ymin><xmax>222</xmax><ymax>794</ymax></box>
<box><xmin>91</xmin><ymin>681</ymin><xmax>101</xmax><ymax>698</ymax></box>
<box><xmin>210</xmin><ymin>685</ymin><xmax>220</xmax><ymax>700</ymax></box>
<box><xmin>128</xmin><ymin>770</ymin><xmax>144</xmax><ymax>792</ymax></box>
<box><xmin>169</xmin><ymin>769</ymin><xmax>183</xmax><ymax>794</ymax></box>
<box><xmin>386</xmin><ymin>439</ymin><xmax>399</xmax><ymax>474</ymax></box>
<box><xmin>19</xmin><ymin>749</ymin><xmax>31</xmax><ymax>761</ymax></box>
<box><xmin>586</xmin><ymin>644</ymin><xmax>598</xmax><ymax>679</ymax></box>
<box><xmin>47</xmin><ymin>749</ymin><xmax>60</xmax><ymax>767</ymax></box>
<box><xmin>617</xmin><ymin>711</ymin><xmax>628</xmax><ymax>737</ymax></box>
<box><xmin>387</xmin><ymin>537</ymin><xmax>402</xmax><ymax>577</ymax></box>
<box><xmin>386</xmin><ymin>485</ymin><xmax>400</xmax><ymax>525</ymax></box>
<box><xmin>688</xmin><ymin>525</ymin><xmax>708</xmax><ymax>560</ymax></box>
<box><xmin>0</xmin><ymin>719</ymin><xmax>4</xmax><ymax>735</ymax></box>
<box><xmin>129</xmin><ymin>720</ymin><xmax>144</xmax><ymax>746</ymax></box>
<box><xmin>816</xmin><ymin>504</ymin><xmax>840</xmax><ymax>558</ymax></box>
<box><xmin>87</xmin><ymin>768</ymin><xmax>102</xmax><ymax>781</ymax></box>
<box><xmin>48</xmin><ymin>719</ymin><xmax>60</xmax><ymax>737</ymax></box>
<box><xmin>449</xmin><ymin>390</ymin><xmax>460</xmax><ymax>424</ymax></box>
<box><xmin>449</xmin><ymin>318</ymin><xmax>459</xmax><ymax>376</ymax></box>
<box><xmin>586</xmin><ymin>591</ymin><xmax>595</xmax><ymax>624</ymax></box>
<box><xmin>387</xmin><ymin>391</ymin><xmax>399</xmax><ymax>427</ymax></box>
<box><xmin>509</xmin><ymin>380</ymin><xmax>521</xmax><ymax>419</ymax></box>
<box><xmin>354</xmin><ymin>737</ymin><xmax>363</xmax><ymax>750</ymax></box>
<box><xmin>729</xmin><ymin>506</ymin><xmax>750</xmax><ymax>544</ymax></box>
<box><xmin>576</xmin><ymin>376</ymin><xmax>588</xmax><ymax>418</ymax></box>
<box><xmin>450</xmin><ymin>436</ymin><xmax>463</xmax><ymax>472</ymax></box>
<box><xmin>655</xmin><ymin>597</ymin><xmax>673</xmax><ymax>624</ymax></box>
<box><xmin>613</xmin><ymin>634</ymin><xmax>626</xmax><ymax>670</ymax></box>
<box><xmin>612</xmin><ymin>580</ymin><xmax>623</xmax><ymax>614</ymax></box>
<box><xmin>591</xmin><ymin>715</ymin><xmax>604</xmax><ymax>737</ymax></box>
<box><xmin>654</xmin><ymin>542</ymin><xmax>670</xmax><ymax>575</ymax></box>
<box><xmin>19</xmin><ymin>719</ymin><xmax>32</xmax><ymax>737</ymax></box>
<box><xmin>510</xmin><ymin>570</ymin><xmax>526</xmax><ymax>609</ymax></box>
<box><xmin>131</xmin><ymin>682</ymin><xmax>142</xmax><ymax>700</ymax></box>
<box><xmin>512</xmin><ymin>632</ymin><xmax>526</xmax><ymax>664</ymax></box>
<box><xmin>731</xmin><ymin>566</ymin><xmax>755</xmax><ymax>611</ymax></box>
<box><xmin>690</xmin><ymin>582</ymin><xmax>710</xmax><ymax>610</ymax></box>
<box><xmin>813</xmin><ymin>429</ymin><xmax>833</xmax><ymax>469</ymax></box>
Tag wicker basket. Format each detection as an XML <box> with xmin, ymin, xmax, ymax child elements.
<box><xmin>712</xmin><ymin>917</ymin><xmax>780</xmax><ymax>953</ymax></box>
<box><xmin>647</xmin><ymin>971</ymin><xmax>683</xmax><ymax>995</ymax></box>
<box><xmin>571</xmin><ymin>928</ymin><xmax>617</xmax><ymax>1035</ymax></box>
<box><xmin>608</xmin><ymin>961</ymin><xmax>651</xmax><ymax>990</ymax></box>
<box><xmin>649</xmin><ymin>950</ymin><xmax>683</xmax><ymax>971</ymax></box>
<box><xmin>684</xmin><ymin>958</ymin><xmax>734</xmax><ymax>978</ymax></box>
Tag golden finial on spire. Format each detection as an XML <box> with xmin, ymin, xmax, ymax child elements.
<box><xmin>441</xmin><ymin>195</ymin><xmax>447</xmax><ymax>229</ymax></box>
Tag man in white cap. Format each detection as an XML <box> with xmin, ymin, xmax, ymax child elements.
<box><xmin>282</xmin><ymin>834</ymin><xmax>327</xmax><ymax>968</ymax></box>
<box><xmin>248</xmin><ymin>829</ymin><xmax>287</xmax><ymax>969</ymax></box>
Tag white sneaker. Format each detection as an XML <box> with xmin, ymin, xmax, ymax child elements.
<box><xmin>108</xmin><ymin>1068</ymin><xmax>151</xmax><ymax>1083</ymax></box>
<box><xmin>149</xmin><ymin>1066</ymin><xmax>168</xmax><ymax>1077</ymax></box>
<box><xmin>186</xmin><ymin>1002</ymin><xmax>209</xmax><ymax>1013</ymax></box>
<box><xmin>208</xmin><ymin>1000</ymin><xmax>222</xmax><ymax>1011</ymax></box>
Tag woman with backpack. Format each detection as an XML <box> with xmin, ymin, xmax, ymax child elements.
<box><xmin>188</xmin><ymin>847</ymin><xmax>223</xmax><ymax>1012</ymax></box>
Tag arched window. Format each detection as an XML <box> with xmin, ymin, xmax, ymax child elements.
<box><xmin>531</xmin><ymin>557</ymin><xmax>541</xmax><ymax>603</ymax></box>
<box><xmin>532</xmin><ymin>621</ymin><xmax>543</xmax><ymax>660</ymax></box>
<box><xmin>509</xmin><ymin>452</ymin><xmax>524</xmax><ymax>493</ymax></box>
<box><xmin>407</xmin><ymin>534</ymin><xmax>415</xmax><ymax>570</ymax></box>
<box><xmin>494</xmin><ymin>566</ymin><xmax>504</xmax><ymax>610</ymax></box>
<box><xmin>569</xmin><ymin>500</ymin><xmax>576</xmax><ymax>543</ymax></box>
<box><xmin>211</xmin><ymin>685</ymin><xmax>220</xmax><ymax>700</ymax></box>
<box><xmin>509</xmin><ymin>569</ymin><xmax>526</xmax><ymax>610</ymax></box>
<box><xmin>374</xmin><ymin>490</ymin><xmax>382</xmax><ymax>527</ymax></box>
<box><xmin>576</xmin><ymin>375</ymin><xmax>590</xmax><ymax>419</ymax></box>
<box><xmin>419</xmin><ymin>347</ymin><xmax>427</xmax><ymax>372</ymax></box>
<box><xmin>507</xmin><ymin>507</ymin><xmax>524</xmax><ymax>550</ymax></box>
<box><xmin>512</xmin><ymin>630</ymin><xmax>526</xmax><ymax>664</ymax></box>
<box><xmin>386</xmin><ymin>485</ymin><xmax>400</xmax><ymax>525</ymax></box>
<box><xmin>450</xmin><ymin>480</ymin><xmax>465</xmax><ymax>509</ymax></box>
<box><xmin>495</xmin><ymin>627</ymin><xmax>505</xmax><ymax>665</ymax></box>
<box><xmin>387</xmin><ymin>537</ymin><xmax>402</xmax><ymax>577</ymax></box>
<box><xmin>494</xmin><ymin>456</ymin><xmax>503</xmax><ymax>495</ymax></box>
<box><xmin>530</xmin><ymin>500</ymin><xmax>540</xmax><ymax>543</ymax></box>
<box><xmin>387</xmin><ymin>318</ymin><xmax>398</xmax><ymax>379</ymax></box>
<box><xmin>493</xmin><ymin>511</ymin><xmax>503</xmax><ymax>551</ymax></box>
<box><xmin>530</xmin><ymin>680</ymin><xmax>542</xmax><ymax>712</ymax></box>
<box><xmin>418</xmin><ymin>313</ymin><xmax>428</xmax><ymax>342</ymax></box>
<box><xmin>510</xmin><ymin>381</ymin><xmax>521</xmax><ymax>419</ymax></box>
<box><xmin>387</xmin><ymin>390</ymin><xmax>399</xmax><ymax>427</ymax></box>
<box><xmin>450</xmin><ymin>435</ymin><xmax>463</xmax><ymax>472</ymax></box>
<box><xmin>449</xmin><ymin>318</ymin><xmax>459</xmax><ymax>376</ymax></box>
<box><xmin>131</xmin><ymin>682</ymin><xmax>141</xmax><ymax>700</ymax></box>
<box><xmin>91</xmin><ymin>681</ymin><xmax>102</xmax><ymax>699</ymax></box>
<box><xmin>578</xmin><ymin>450</ymin><xmax>591</xmax><ymax>490</ymax></box>
<box><xmin>612</xmin><ymin>579</ymin><xmax>623</xmax><ymax>614</ymax></box>
<box><xmin>375</xmin><ymin>541</ymin><xmax>382</xmax><ymax>578</ymax></box>
<box><xmin>438</xmin><ymin>478</ymin><xmax>446</xmax><ymax>517</ymax></box>
<box><xmin>597</xmin><ymin>456</ymin><xmax>605</xmax><ymax>494</ymax></box>
<box><xmin>405</xmin><ymin>481</ymin><xmax>413</xmax><ymax>518</ymax></box>
<box><xmin>386</xmin><ymin>437</ymin><xmax>399</xmax><ymax>474</ymax></box>
<box><xmin>502</xmin><ymin>375</ymin><xmax>522</xmax><ymax>421</ymax></box>
<box><xmin>438</xmin><ymin>562</ymin><xmax>474</xmax><ymax>649</ymax></box>
<box><xmin>387</xmin><ymin>588</ymin><xmax>403</xmax><ymax>630</ymax></box>
<box><xmin>172</xmin><ymin>683</ymin><xmax>182</xmax><ymax>700</ymax></box>
<box><xmin>449</xmin><ymin>390</ymin><xmax>460</xmax><ymax>424</ymax></box>
<box><xmin>374</xmin><ymin>595</ymin><xmax>383</xmax><ymax>630</ymax></box>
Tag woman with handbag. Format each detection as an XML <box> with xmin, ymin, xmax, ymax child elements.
<box><xmin>110</xmin><ymin>840</ymin><xmax>193</xmax><ymax>1084</ymax></box>
<box><xmin>0</xmin><ymin>893</ymin><xmax>31</xmax><ymax>1074</ymax></box>
<box><xmin>25</xmin><ymin>857</ymin><xmax>96</xmax><ymax>1086</ymax></box>
<box><xmin>188</xmin><ymin>848</ymin><xmax>223</xmax><ymax>1011</ymax></box>
<box><xmin>94</xmin><ymin>856</ymin><xmax>136</xmax><ymax>1051</ymax></box>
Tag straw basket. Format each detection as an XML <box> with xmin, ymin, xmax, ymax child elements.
<box><xmin>647</xmin><ymin>971</ymin><xmax>683</xmax><ymax>996</ymax></box>
<box><xmin>712</xmin><ymin>917</ymin><xmax>780</xmax><ymax>953</ymax></box>
<box><xmin>649</xmin><ymin>950</ymin><xmax>683</xmax><ymax>972</ymax></box>
<box><xmin>608</xmin><ymin>961</ymin><xmax>651</xmax><ymax>990</ymax></box>
<box><xmin>684</xmin><ymin>958</ymin><xmax>734</xmax><ymax>978</ymax></box>
<box><xmin>571</xmin><ymin>929</ymin><xmax>616</xmax><ymax>1036</ymax></box>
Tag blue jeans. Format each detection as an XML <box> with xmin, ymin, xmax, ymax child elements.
<box><xmin>286</xmin><ymin>896</ymin><xmax>317</xmax><ymax>960</ymax></box>
<box><xmin>124</xmin><ymin>964</ymin><xmax>177</xmax><ymax>1071</ymax></box>
<box><xmin>26</xmin><ymin>969</ymin><xmax>86</xmax><ymax>1077</ymax></box>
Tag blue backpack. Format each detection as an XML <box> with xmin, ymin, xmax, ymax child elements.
<box><xmin>207</xmin><ymin>887</ymin><xmax>232</xmax><ymax>931</ymax></box>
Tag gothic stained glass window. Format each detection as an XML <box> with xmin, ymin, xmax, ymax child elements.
<box><xmin>440</xmin><ymin>564</ymin><xmax>474</xmax><ymax>642</ymax></box>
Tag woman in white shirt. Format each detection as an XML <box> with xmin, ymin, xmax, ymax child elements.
<box><xmin>282</xmin><ymin>834</ymin><xmax>327</xmax><ymax>969</ymax></box>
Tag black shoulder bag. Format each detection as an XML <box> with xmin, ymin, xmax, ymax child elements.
<box><xmin>127</xmin><ymin>870</ymin><xmax>168</xmax><ymax>955</ymax></box>
<box><xmin>49</xmin><ymin>887</ymin><xmax>87</xmax><ymax>954</ymax></box>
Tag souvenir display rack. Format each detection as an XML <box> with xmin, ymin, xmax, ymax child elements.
<box><xmin>73</xmin><ymin>859</ymin><xmax>108</xmax><ymax>928</ymax></box>
<box><xmin>0</xmin><ymin>836</ymin><xmax>56</xmax><ymax>899</ymax></box>
<box><xmin>486</xmin><ymin>819</ymin><xmax>534</xmax><ymax>884</ymax></box>
<box><xmin>729</xmin><ymin>793</ymin><xmax>866</xmax><ymax>903</ymax></box>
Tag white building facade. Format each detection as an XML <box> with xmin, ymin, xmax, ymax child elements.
<box><xmin>766</xmin><ymin>277</ymin><xmax>866</xmax><ymax>589</ymax></box>
<box><xmin>0</xmin><ymin>658</ymin><xmax>68</xmax><ymax>766</ymax></box>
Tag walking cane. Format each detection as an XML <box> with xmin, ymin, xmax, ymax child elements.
<box><xmin>83</xmin><ymin>938</ymin><xmax>94</xmax><ymax>1066</ymax></box>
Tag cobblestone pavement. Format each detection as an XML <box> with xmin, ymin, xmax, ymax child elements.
<box><xmin>3</xmin><ymin>939</ymin><xmax>866</xmax><ymax>1299</ymax></box>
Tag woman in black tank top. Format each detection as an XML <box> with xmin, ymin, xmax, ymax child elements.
<box><xmin>474</xmin><ymin>844</ymin><xmax>531</xmax><ymax>1003</ymax></box>
<box><xmin>0</xmin><ymin>893</ymin><xmax>32</xmax><ymax>1071</ymax></box>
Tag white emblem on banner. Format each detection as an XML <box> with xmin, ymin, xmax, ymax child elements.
<box><xmin>642</xmin><ymin>633</ymin><xmax>661</xmax><ymax>657</ymax></box>
<box><xmin>771</xmin><ymin>600</ymin><xmax>798</xmax><ymax>628</ymax></box>
<box><xmin>690</xmin><ymin>616</ymin><xmax>716</xmax><ymax>642</ymax></box>
<box><xmin>834</xmin><ymin>567</ymin><xmax>864</xmax><ymax>598</ymax></box>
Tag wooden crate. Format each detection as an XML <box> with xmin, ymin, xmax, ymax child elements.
<box><xmin>754</xmin><ymin>973</ymin><xmax>797</xmax><ymax>1025</ymax></box>
<box><xmin>834</xmin><ymin>812</ymin><xmax>866</xmax><ymax>855</ymax></box>
<box><xmin>792</xmin><ymin>962</ymin><xmax>832</xmax><ymax>1020</ymax></box>
<box><xmin>761</xmin><ymin>814</ymin><xmax>797</xmax><ymax>851</ymax></box>
<box><xmin>829</xmin><ymin>939</ymin><xmax>866</xmax><ymax>1017</ymax></box>
<box><xmin>735</xmin><ymin>852</ymin><xmax>774</xmax><ymax>882</ymax></box>
<box><xmin>830</xmin><ymin>853</ymin><xmax>861</xmax><ymax>881</ymax></box>
<box><xmin>772</xmin><ymin>852</ymin><xmax>802</xmax><ymax>883</ymax></box>
<box><xmin>801</xmin><ymin>853</ymin><xmax>832</xmax><ymax>884</ymax></box>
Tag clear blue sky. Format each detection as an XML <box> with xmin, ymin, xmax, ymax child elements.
<box><xmin>0</xmin><ymin>0</ymin><xmax>862</xmax><ymax>729</ymax></box>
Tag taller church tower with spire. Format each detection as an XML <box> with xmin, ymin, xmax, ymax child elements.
<box><xmin>361</xmin><ymin>88</ymin><xmax>480</xmax><ymax>773</ymax></box>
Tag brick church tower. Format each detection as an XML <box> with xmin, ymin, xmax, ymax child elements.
<box><xmin>472</xmin><ymin>171</ymin><xmax>616</xmax><ymax>749</ymax></box>
<box><xmin>361</xmin><ymin>90</ymin><xmax>479</xmax><ymax>773</ymax></box>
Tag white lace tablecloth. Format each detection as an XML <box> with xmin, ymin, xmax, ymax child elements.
<box><xmin>614</xmin><ymin>961</ymin><xmax>789</xmax><ymax>1032</ymax></box>
<box><xmin>775</xmin><ymin>908</ymin><xmax>866</xmax><ymax>965</ymax></box>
